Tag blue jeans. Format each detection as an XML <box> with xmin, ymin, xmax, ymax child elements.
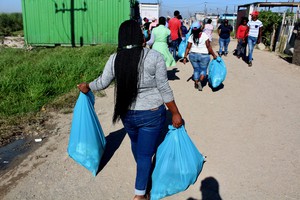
<box><xmin>219</xmin><ymin>37</ymin><xmax>230</xmax><ymax>54</ymax></box>
<box><xmin>169</xmin><ymin>39</ymin><xmax>179</xmax><ymax>60</ymax></box>
<box><xmin>189</xmin><ymin>52</ymin><xmax>211</xmax><ymax>80</ymax></box>
<box><xmin>247</xmin><ymin>36</ymin><xmax>258</xmax><ymax>62</ymax></box>
<box><xmin>121</xmin><ymin>105</ymin><xmax>166</xmax><ymax>195</ymax></box>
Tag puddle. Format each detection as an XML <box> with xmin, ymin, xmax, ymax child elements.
<box><xmin>0</xmin><ymin>138</ymin><xmax>34</xmax><ymax>171</ymax></box>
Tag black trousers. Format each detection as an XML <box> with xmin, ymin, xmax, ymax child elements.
<box><xmin>236</xmin><ymin>38</ymin><xmax>247</xmax><ymax>59</ymax></box>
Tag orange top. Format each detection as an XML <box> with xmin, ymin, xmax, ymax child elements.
<box><xmin>237</xmin><ymin>25</ymin><xmax>248</xmax><ymax>39</ymax></box>
<box><xmin>168</xmin><ymin>17</ymin><xmax>181</xmax><ymax>41</ymax></box>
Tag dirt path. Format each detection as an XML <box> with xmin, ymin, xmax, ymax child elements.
<box><xmin>1</xmin><ymin>37</ymin><xmax>300</xmax><ymax>200</ymax></box>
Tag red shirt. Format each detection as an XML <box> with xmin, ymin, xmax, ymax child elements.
<box><xmin>168</xmin><ymin>17</ymin><xmax>181</xmax><ymax>41</ymax></box>
<box><xmin>237</xmin><ymin>25</ymin><xmax>248</xmax><ymax>39</ymax></box>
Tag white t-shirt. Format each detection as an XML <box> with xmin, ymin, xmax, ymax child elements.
<box><xmin>188</xmin><ymin>32</ymin><xmax>209</xmax><ymax>54</ymax></box>
<box><xmin>203</xmin><ymin>24</ymin><xmax>214</xmax><ymax>41</ymax></box>
<box><xmin>247</xmin><ymin>19</ymin><xmax>263</xmax><ymax>37</ymax></box>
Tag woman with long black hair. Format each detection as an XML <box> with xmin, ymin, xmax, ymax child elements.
<box><xmin>183</xmin><ymin>21</ymin><xmax>217</xmax><ymax>91</ymax></box>
<box><xmin>77</xmin><ymin>20</ymin><xmax>183</xmax><ymax>200</ymax></box>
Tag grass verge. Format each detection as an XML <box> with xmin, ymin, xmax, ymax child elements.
<box><xmin>0</xmin><ymin>45</ymin><xmax>116</xmax><ymax>146</ymax></box>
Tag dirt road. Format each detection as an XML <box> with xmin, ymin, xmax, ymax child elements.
<box><xmin>1</xmin><ymin>38</ymin><xmax>300</xmax><ymax>200</ymax></box>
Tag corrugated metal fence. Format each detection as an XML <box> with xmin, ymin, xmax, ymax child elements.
<box><xmin>22</xmin><ymin>0</ymin><xmax>132</xmax><ymax>46</ymax></box>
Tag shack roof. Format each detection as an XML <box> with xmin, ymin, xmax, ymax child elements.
<box><xmin>238</xmin><ymin>1</ymin><xmax>300</xmax><ymax>8</ymax></box>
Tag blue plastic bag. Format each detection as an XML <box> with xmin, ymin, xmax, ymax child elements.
<box><xmin>178</xmin><ymin>39</ymin><xmax>187</xmax><ymax>59</ymax></box>
<box><xmin>68</xmin><ymin>91</ymin><xmax>106</xmax><ymax>176</ymax></box>
<box><xmin>143</xmin><ymin>30</ymin><xmax>149</xmax><ymax>40</ymax></box>
<box><xmin>151</xmin><ymin>125</ymin><xmax>205</xmax><ymax>200</ymax></box>
<box><xmin>208</xmin><ymin>56</ymin><xmax>227</xmax><ymax>88</ymax></box>
<box><xmin>178</xmin><ymin>30</ymin><xmax>191</xmax><ymax>58</ymax></box>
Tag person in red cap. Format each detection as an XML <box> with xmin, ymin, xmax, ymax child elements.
<box><xmin>246</xmin><ymin>10</ymin><xmax>263</xmax><ymax>67</ymax></box>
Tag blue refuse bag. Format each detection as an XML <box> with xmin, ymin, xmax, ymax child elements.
<box><xmin>151</xmin><ymin>125</ymin><xmax>205</xmax><ymax>200</ymax></box>
<box><xmin>68</xmin><ymin>91</ymin><xmax>106</xmax><ymax>176</ymax></box>
<box><xmin>178</xmin><ymin>38</ymin><xmax>187</xmax><ymax>58</ymax></box>
<box><xmin>178</xmin><ymin>30</ymin><xmax>191</xmax><ymax>58</ymax></box>
<box><xmin>208</xmin><ymin>56</ymin><xmax>227</xmax><ymax>88</ymax></box>
<box><xmin>143</xmin><ymin>30</ymin><xmax>149</xmax><ymax>40</ymax></box>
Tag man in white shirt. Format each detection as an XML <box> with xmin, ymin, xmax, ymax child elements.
<box><xmin>247</xmin><ymin>10</ymin><xmax>263</xmax><ymax>67</ymax></box>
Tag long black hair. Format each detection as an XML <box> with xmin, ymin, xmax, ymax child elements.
<box><xmin>113</xmin><ymin>20</ymin><xmax>144</xmax><ymax>123</ymax></box>
<box><xmin>192</xmin><ymin>27</ymin><xmax>202</xmax><ymax>45</ymax></box>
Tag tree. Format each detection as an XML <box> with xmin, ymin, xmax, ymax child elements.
<box><xmin>258</xmin><ymin>10</ymin><xmax>282</xmax><ymax>47</ymax></box>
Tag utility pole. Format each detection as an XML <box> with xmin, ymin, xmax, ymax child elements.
<box><xmin>157</xmin><ymin>0</ymin><xmax>161</xmax><ymax>17</ymax></box>
<box><xmin>233</xmin><ymin>5</ymin><xmax>236</xmax><ymax>34</ymax></box>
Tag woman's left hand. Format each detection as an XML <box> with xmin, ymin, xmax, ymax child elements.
<box><xmin>77</xmin><ymin>82</ymin><xmax>90</xmax><ymax>94</ymax></box>
<box><xmin>172</xmin><ymin>113</ymin><xmax>183</xmax><ymax>128</ymax></box>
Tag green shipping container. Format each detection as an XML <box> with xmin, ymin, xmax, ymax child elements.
<box><xmin>22</xmin><ymin>0</ymin><xmax>138</xmax><ymax>46</ymax></box>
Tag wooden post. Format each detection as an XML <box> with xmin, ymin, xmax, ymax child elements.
<box><xmin>270</xmin><ymin>24</ymin><xmax>276</xmax><ymax>51</ymax></box>
<box><xmin>292</xmin><ymin>39</ymin><xmax>300</xmax><ymax>66</ymax></box>
<box><xmin>276</xmin><ymin>12</ymin><xmax>286</xmax><ymax>53</ymax></box>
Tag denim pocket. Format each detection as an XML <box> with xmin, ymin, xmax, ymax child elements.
<box><xmin>141</xmin><ymin>105</ymin><xmax>166</xmax><ymax>126</ymax></box>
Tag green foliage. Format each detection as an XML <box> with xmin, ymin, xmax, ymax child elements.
<box><xmin>258</xmin><ymin>10</ymin><xmax>282</xmax><ymax>46</ymax></box>
<box><xmin>0</xmin><ymin>45</ymin><xmax>116</xmax><ymax>119</ymax></box>
<box><xmin>0</xmin><ymin>13</ymin><xmax>23</xmax><ymax>36</ymax></box>
<box><xmin>285</xmin><ymin>9</ymin><xmax>295</xmax><ymax>18</ymax></box>
<box><xmin>12</xmin><ymin>30</ymin><xmax>24</xmax><ymax>37</ymax></box>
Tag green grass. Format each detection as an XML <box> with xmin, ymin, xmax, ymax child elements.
<box><xmin>11</xmin><ymin>30</ymin><xmax>24</xmax><ymax>37</ymax></box>
<box><xmin>0</xmin><ymin>45</ymin><xmax>116</xmax><ymax>121</ymax></box>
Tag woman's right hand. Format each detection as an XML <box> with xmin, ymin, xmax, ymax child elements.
<box><xmin>77</xmin><ymin>82</ymin><xmax>90</xmax><ymax>94</ymax></box>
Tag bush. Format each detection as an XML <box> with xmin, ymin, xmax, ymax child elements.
<box><xmin>258</xmin><ymin>10</ymin><xmax>282</xmax><ymax>46</ymax></box>
<box><xmin>0</xmin><ymin>13</ymin><xmax>23</xmax><ymax>36</ymax></box>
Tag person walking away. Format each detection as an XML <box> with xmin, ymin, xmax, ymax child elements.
<box><xmin>181</xmin><ymin>21</ymin><xmax>188</xmax><ymax>40</ymax></box>
<box><xmin>178</xmin><ymin>15</ymin><xmax>188</xmax><ymax>40</ymax></box>
<box><xmin>143</xmin><ymin>17</ymin><xmax>151</xmax><ymax>41</ymax></box>
<box><xmin>183</xmin><ymin>21</ymin><xmax>218</xmax><ymax>91</ymax></box>
<box><xmin>168</xmin><ymin>10</ymin><xmax>183</xmax><ymax>61</ymax></box>
<box><xmin>147</xmin><ymin>17</ymin><xmax>176</xmax><ymax>67</ymax></box>
<box><xmin>203</xmin><ymin>19</ymin><xmax>214</xmax><ymax>42</ymax></box>
<box><xmin>77</xmin><ymin>20</ymin><xmax>183</xmax><ymax>200</ymax></box>
<box><xmin>149</xmin><ymin>17</ymin><xmax>158</xmax><ymax>32</ymax></box>
<box><xmin>236</xmin><ymin>17</ymin><xmax>249</xmax><ymax>60</ymax></box>
<box><xmin>217</xmin><ymin>19</ymin><xmax>233</xmax><ymax>56</ymax></box>
<box><xmin>165</xmin><ymin>16</ymin><xmax>171</xmax><ymax>28</ymax></box>
<box><xmin>247</xmin><ymin>10</ymin><xmax>263</xmax><ymax>67</ymax></box>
